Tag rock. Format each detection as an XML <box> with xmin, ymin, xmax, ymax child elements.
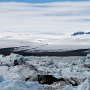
<box><xmin>25</xmin><ymin>74</ymin><xmax>80</xmax><ymax>86</ymax></box>
<box><xmin>84</xmin><ymin>64</ymin><xmax>90</xmax><ymax>68</ymax></box>
<box><xmin>37</xmin><ymin>75</ymin><xmax>58</xmax><ymax>85</ymax></box>
<box><xmin>14</xmin><ymin>60</ymin><xmax>19</xmax><ymax>66</ymax></box>
<box><xmin>25</xmin><ymin>75</ymin><xmax>57</xmax><ymax>85</ymax></box>
<box><xmin>25</xmin><ymin>75</ymin><xmax>38</xmax><ymax>81</ymax></box>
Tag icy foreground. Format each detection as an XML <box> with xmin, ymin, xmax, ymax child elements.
<box><xmin>0</xmin><ymin>79</ymin><xmax>43</xmax><ymax>90</ymax></box>
<box><xmin>0</xmin><ymin>53</ymin><xmax>90</xmax><ymax>90</ymax></box>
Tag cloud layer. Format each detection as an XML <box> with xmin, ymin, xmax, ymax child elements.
<box><xmin>0</xmin><ymin>1</ymin><xmax>90</xmax><ymax>34</ymax></box>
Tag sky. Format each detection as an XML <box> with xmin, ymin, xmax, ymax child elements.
<box><xmin>0</xmin><ymin>0</ymin><xmax>89</xmax><ymax>3</ymax></box>
<box><xmin>0</xmin><ymin>0</ymin><xmax>90</xmax><ymax>35</ymax></box>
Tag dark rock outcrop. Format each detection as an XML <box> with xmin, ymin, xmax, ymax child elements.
<box><xmin>25</xmin><ymin>75</ymin><xmax>80</xmax><ymax>86</ymax></box>
<box><xmin>38</xmin><ymin>75</ymin><xmax>58</xmax><ymax>85</ymax></box>
<box><xmin>14</xmin><ymin>60</ymin><xmax>19</xmax><ymax>66</ymax></box>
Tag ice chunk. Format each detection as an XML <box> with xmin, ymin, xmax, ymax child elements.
<box><xmin>0</xmin><ymin>80</ymin><xmax>44</xmax><ymax>90</ymax></box>
<box><xmin>0</xmin><ymin>53</ymin><xmax>25</xmax><ymax>66</ymax></box>
<box><xmin>0</xmin><ymin>75</ymin><xmax>4</xmax><ymax>83</ymax></box>
<box><xmin>77</xmin><ymin>75</ymin><xmax>90</xmax><ymax>90</ymax></box>
<box><xmin>63</xmin><ymin>85</ymin><xmax>73</xmax><ymax>90</ymax></box>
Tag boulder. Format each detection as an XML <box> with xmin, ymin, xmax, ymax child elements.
<box><xmin>37</xmin><ymin>75</ymin><xmax>58</xmax><ymax>85</ymax></box>
<box><xmin>14</xmin><ymin>60</ymin><xmax>19</xmax><ymax>66</ymax></box>
<box><xmin>25</xmin><ymin>74</ymin><xmax>80</xmax><ymax>86</ymax></box>
<box><xmin>25</xmin><ymin>75</ymin><xmax>58</xmax><ymax>85</ymax></box>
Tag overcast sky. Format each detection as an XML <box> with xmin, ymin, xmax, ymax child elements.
<box><xmin>0</xmin><ymin>0</ymin><xmax>90</xmax><ymax>35</ymax></box>
<box><xmin>0</xmin><ymin>0</ymin><xmax>90</xmax><ymax>3</ymax></box>
<box><xmin>0</xmin><ymin>0</ymin><xmax>89</xmax><ymax>3</ymax></box>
